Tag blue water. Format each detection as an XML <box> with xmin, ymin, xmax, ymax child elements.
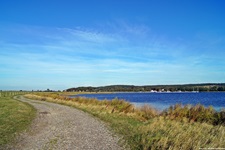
<box><xmin>70</xmin><ymin>92</ymin><xmax>225</xmax><ymax>111</ymax></box>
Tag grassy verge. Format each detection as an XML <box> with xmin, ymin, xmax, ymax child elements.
<box><xmin>0</xmin><ymin>96</ymin><xmax>36</xmax><ymax>147</ymax></box>
<box><xmin>25</xmin><ymin>93</ymin><xmax>225</xmax><ymax>150</ymax></box>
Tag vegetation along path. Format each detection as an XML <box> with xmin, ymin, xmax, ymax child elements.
<box><xmin>9</xmin><ymin>96</ymin><xmax>123</xmax><ymax>150</ymax></box>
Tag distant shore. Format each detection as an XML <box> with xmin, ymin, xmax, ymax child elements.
<box><xmin>66</xmin><ymin>83</ymin><xmax>225</xmax><ymax>93</ymax></box>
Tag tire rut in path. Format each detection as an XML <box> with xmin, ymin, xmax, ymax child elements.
<box><xmin>10</xmin><ymin>96</ymin><xmax>124</xmax><ymax>150</ymax></box>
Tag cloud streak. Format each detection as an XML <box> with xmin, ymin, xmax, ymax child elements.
<box><xmin>0</xmin><ymin>23</ymin><xmax>225</xmax><ymax>90</ymax></box>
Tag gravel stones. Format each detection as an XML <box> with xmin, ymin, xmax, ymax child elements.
<box><xmin>8</xmin><ymin>96</ymin><xmax>124</xmax><ymax>150</ymax></box>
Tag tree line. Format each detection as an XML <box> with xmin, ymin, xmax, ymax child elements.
<box><xmin>66</xmin><ymin>83</ymin><xmax>225</xmax><ymax>92</ymax></box>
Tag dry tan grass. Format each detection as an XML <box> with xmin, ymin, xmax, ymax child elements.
<box><xmin>24</xmin><ymin>93</ymin><xmax>225</xmax><ymax>150</ymax></box>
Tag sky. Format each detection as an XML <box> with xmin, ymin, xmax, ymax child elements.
<box><xmin>0</xmin><ymin>0</ymin><xmax>225</xmax><ymax>90</ymax></box>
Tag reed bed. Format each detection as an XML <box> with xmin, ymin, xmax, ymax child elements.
<box><xmin>25</xmin><ymin>92</ymin><xmax>225</xmax><ymax>150</ymax></box>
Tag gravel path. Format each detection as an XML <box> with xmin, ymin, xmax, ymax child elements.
<box><xmin>9</xmin><ymin>96</ymin><xmax>124</xmax><ymax>150</ymax></box>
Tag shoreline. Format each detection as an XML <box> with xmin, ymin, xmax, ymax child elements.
<box><xmin>23</xmin><ymin>92</ymin><xmax>225</xmax><ymax>149</ymax></box>
<box><xmin>71</xmin><ymin>92</ymin><xmax>225</xmax><ymax>112</ymax></box>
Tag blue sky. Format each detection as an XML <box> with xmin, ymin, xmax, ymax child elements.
<box><xmin>0</xmin><ymin>0</ymin><xmax>225</xmax><ymax>90</ymax></box>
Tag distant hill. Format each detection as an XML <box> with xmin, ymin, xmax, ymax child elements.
<box><xmin>66</xmin><ymin>83</ymin><xmax>225</xmax><ymax>92</ymax></box>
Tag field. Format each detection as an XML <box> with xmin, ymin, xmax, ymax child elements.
<box><xmin>0</xmin><ymin>92</ymin><xmax>36</xmax><ymax>147</ymax></box>
<box><xmin>25</xmin><ymin>92</ymin><xmax>225</xmax><ymax>150</ymax></box>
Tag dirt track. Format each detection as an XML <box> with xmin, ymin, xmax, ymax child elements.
<box><xmin>8</xmin><ymin>96</ymin><xmax>123</xmax><ymax>150</ymax></box>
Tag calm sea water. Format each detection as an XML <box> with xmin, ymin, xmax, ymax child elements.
<box><xmin>71</xmin><ymin>92</ymin><xmax>225</xmax><ymax>111</ymax></box>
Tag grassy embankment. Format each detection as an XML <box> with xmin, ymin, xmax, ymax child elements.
<box><xmin>25</xmin><ymin>92</ymin><xmax>225</xmax><ymax>150</ymax></box>
<box><xmin>0</xmin><ymin>92</ymin><xmax>36</xmax><ymax>147</ymax></box>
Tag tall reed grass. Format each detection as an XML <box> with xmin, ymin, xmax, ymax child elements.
<box><xmin>24</xmin><ymin>92</ymin><xmax>225</xmax><ymax>149</ymax></box>
<box><xmin>162</xmin><ymin>103</ymin><xmax>225</xmax><ymax>125</ymax></box>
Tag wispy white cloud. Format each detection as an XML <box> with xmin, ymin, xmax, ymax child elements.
<box><xmin>1</xmin><ymin>22</ymin><xmax>225</xmax><ymax>90</ymax></box>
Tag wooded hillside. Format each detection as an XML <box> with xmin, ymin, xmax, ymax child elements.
<box><xmin>66</xmin><ymin>83</ymin><xmax>225</xmax><ymax>92</ymax></box>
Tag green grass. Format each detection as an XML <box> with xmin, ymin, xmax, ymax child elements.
<box><xmin>0</xmin><ymin>96</ymin><xmax>36</xmax><ymax>147</ymax></box>
<box><xmin>75</xmin><ymin>106</ymin><xmax>225</xmax><ymax>150</ymax></box>
<box><xmin>25</xmin><ymin>93</ymin><xmax>225</xmax><ymax>150</ymax></box>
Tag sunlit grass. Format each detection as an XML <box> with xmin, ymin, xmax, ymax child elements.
<box><xmin>25</xmin><ymin>92</ymin><xmax>225</xmax><ymax>150</ymax></box>
<box><xmin>0</xmin><ymin>95</ymin><xmax>36</xmax><ymax>147</ymax></box>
